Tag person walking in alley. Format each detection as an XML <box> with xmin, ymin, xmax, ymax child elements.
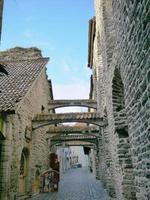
<box><xmin>45</xmin><ymin>172</ymin><xmax>52</xmax><ymax>192</ymax></box>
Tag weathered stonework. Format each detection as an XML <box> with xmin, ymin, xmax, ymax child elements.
<box><xmin>0</xmin><ymin>47</ymin><xmax>52</xmax><ymax>200</ymax></box>
<box><xmin>0</xmin><ymin>47</ymin><xmax>42</xmax><ymax>61</ymax></box>
<box><xmin>89</xmin><ymin>0</ymin><xmax>150</xmax><ymax>199</ymax></box>
<box><xmin>0</xmin><ymin>0</ymin><xmax>149</xmax><ymax>199</ymax></box>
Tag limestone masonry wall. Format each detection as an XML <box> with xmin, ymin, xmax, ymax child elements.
<box><xmin>93</xmin><ymin>0</ymin><xmax>149</xmax><ymax>199</ymax></box>
<box><xmin>1</xmin><ymin>68</ymin><xmax>51</xmax><ymax>200</ymax></box>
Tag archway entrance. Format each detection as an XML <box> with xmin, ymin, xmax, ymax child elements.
<box><xmin>19</xmin><ymin>148</ymin><xmax>30</xmax><ymax>195</ymax></box>
<box><xmin>112</xmin><ymin>68</ymin><xmax>136</xmax><ymax>199</ymax></box>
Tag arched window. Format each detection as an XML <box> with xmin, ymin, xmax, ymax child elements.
<box><xmin>20</xmin><ymin>153</ymin><xmax>25</xmax><ymax>175</ymax></box>
<box><xmin>19</xmin><ymin>148</ymin><xmax>29</xmax><ymax>195</ymax></box>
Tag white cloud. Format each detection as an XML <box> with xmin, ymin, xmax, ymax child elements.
<box><xmin>24</xmin><ymin>30</ymin><xmax>33</xmax><ymax>39</ymax></box>
<box><xmin>61</xmin><ymin>59</ymin><xmax>71</xmax><ymax>72</ymax></box>
<box><xmin>56</xmin><ymin>107</ymin><xmax>87</xmax><ymax>113</ymax></box>
<box><xmin>52</xmin><ymin>81</ymin><xmax>90</xmax><ymax>113</ymax></box>
<box><xmin>24</xmin><ymin>16</ymin><xmax>34</xmax><ymax>23</ymax></box>
<box><xmin>53</xmin><ymin>82</ymin><xmax>90</xmax><ymax>99</ymax></box>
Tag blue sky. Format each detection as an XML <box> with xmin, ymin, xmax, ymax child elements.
<box><xmin>1</xmin><ymin>0</ymin><xmax>94</xmax><ymax>102</ymax></box>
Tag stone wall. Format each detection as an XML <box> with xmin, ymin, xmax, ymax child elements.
<box><xmin>93</xmin><ymin>0</ymin><xmax>149</xmax><ymax>199</ymax></box>
<box><xmin>0</xmin><ymin>47</ymin><xmax>43</xmax><ymax>61</ymax></box>
<box><xmin>99</xmin><ymin>127</ymin><xmax>116</xmax><ymax>198</ymax></box>
<box><xmin>0</xmin><ymin>68</ymin><xmax>51</xmax><ymax>200</ymax></box>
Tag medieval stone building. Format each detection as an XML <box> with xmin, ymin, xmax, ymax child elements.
<box><xmin>88</xmin><ymin>0</ymin><xmax>149</xmax><ymax>200</ymax></box>
<box><xmin>0</xmin><ymin>0</ymin><xmax>149</xmax><ymax>199</ymax></box>
<box><xmin>0</xmin><ymin>47</ymin><xmax>53</xmax><ymax>200</ymax></box>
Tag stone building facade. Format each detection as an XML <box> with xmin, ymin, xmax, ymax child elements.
<box><xmin>88</xmin><ymin>0</ymin><xmax>150</xmax><ymax>200</ymax></box>
<box><xmin>0</xmin><ymin>47</ymin><xmax>53</xmax><ymax>200</ymax></box>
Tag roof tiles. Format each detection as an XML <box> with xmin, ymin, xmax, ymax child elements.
<box><xmin>0</xmin><ymin>58</ymin><xmax>49</xmax><ymax>112</ymax></box>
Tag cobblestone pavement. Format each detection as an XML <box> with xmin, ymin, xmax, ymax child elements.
<box><xmin>30</xmin><ymin>168</ymin><xmax>109</xmax><ymax>200</ymax></box>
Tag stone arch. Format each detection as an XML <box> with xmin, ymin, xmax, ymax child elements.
<box><xmin>50</xmin><ymin>141</ymin><xmax>96</xmax><ymax>148</ymax></box>
<box><xmin>51</xmin><ymin>104</ymin><xmax>96</xmax><ymax>110</ymax></box>
<box><xmin>49</xmin><ymin>133</ymin><xmax>98</xmax><ymax>139</ymax></box>
<box><xmin>33</xmin><ymin>119</ymin><xmax>105</xmax><ymax>130</ymax></box>
<box><xmin>112</xmin><ymin>68</ymin><xmax>137</xmax><ymax>199</ymax></box>
<box><xmin>18</xmin><ymin>147</ymin><xmax>30</xmax><ymax>195</ymax></box>
<box><xmin>51</xmin><ymin>139</ymin><xmax>97</xmax><ymax>145</ymax></box>
<box><xmin>48</xmin><ymin>99</ymin><xmax>97</xmax><ymax>110</ymax></box>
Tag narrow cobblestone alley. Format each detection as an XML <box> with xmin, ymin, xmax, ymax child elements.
<box><xmin>29</xmin><ymin>168</ymin><xmax>109</xmax><ymax>200</ymax></box>
<box><xmin>0</xmin><ymin>1</ymin><xmax>149</xmax><ymax>200</ymax></box>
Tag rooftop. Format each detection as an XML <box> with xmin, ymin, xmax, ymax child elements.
<box><xmin>0</xmin><ymin>57</ymin><xmax>49</xmax><ymax>112</ymax></box>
